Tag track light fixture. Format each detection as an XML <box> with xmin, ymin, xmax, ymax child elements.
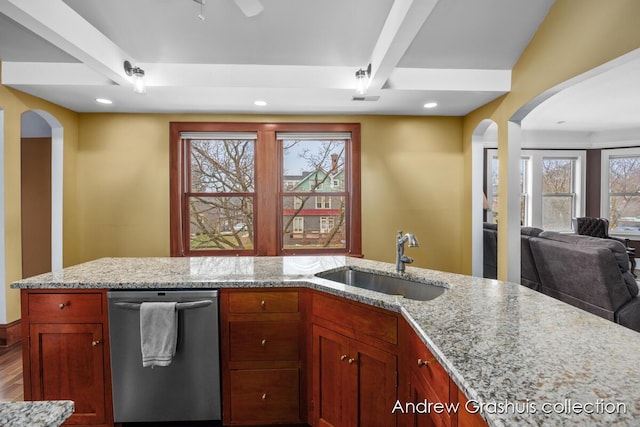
<box><xmin>124</xmin><ymin>60</ymin><xmax>146</xmax><ymax>94</ymax></box>
<box><xmin>355</xmin><ymin>63</ymin><xmax>371</xmax><ymax>95</ymax></box>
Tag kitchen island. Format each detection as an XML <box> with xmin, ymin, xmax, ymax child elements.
<box><xmin>12</xmin><ymin>256</ymin><xmax>640</xmax><ymax>427</ymax></box>
<box><xmin>0</xmin><ymin>400</ymin><xmax>74</xmax><ymax>427</ymax></box>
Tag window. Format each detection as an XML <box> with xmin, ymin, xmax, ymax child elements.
<box><xmin>602</xmin><ymin>148</ymin><xmax>640</xmax><ymax>234</ymax></box>
<box><xmin>293</xmin><ymin>217</ymin><xmax>304</xmax><ymax>233</ymax></box>
<box><xmin>486</xmin><ymin>149</ymin><xmax>585</xmax><ymax>231</ymax></box>
<box><xmin>541</xmin><ymin>158</ymin><xmax>576</xmax><ymax>231</ymax></box>
<box><xmin>170</xmin><ymin>122</ymin><xmax>361</xmax><ymax>256</ymax></box>
<box><xmin>486</xmin><ymin>153</ymin><xmax>531</xmax><ymax>225</ymax></box>
<box><xmin>281</xmin><ymin>134</ymin><xmax>348</xmax><ymax>251</ymax></box>
<box><xmin>320</xmin><ymin>217</ymin><xmax>335</xmax><ymax>233</ymax></box>
<box><xmin>315</xmin><ymin>196</ymin><xmax>331</xmax><ymax>209</ymax></box>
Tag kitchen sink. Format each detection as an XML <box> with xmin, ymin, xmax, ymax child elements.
<box><xmin>315</xmin><ymin>268</ymin><xmax>446</xmax><ymax>301</ymax></box>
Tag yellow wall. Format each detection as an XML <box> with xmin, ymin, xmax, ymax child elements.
<box><xmin>3</xmin><ymin>0</ymin><xmax>640</xmax><ymax>322</ymax></box>
<box><xmin>75</xmin><ymin>114</ymin><xmax>464</xmax><ymax>272</ymax></box>
<box><xmin>0</xmin><ymin>82</ymin><xmax>79</xmax><ymax>323</ymax></box>
<box><xmin>461</xmin><ymin>0</ymin><xmax>640</xmax><ymax>276</ymax></box>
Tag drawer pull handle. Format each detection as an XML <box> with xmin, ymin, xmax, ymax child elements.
<box><xmin>260</xmin><ymin>300</ymin><xmax>266</xmax><ymax>309</ymax></box>
<box><xmin>340</xmin><ymin>354</ymin><xmax>348</xmax><ymax>361</ymax></box>
<box><xmin>417</xmin><ymin>358</ymin><xmax>435</xmax><ymax>367</ymax></box>
<box><xmin>58</xmin><ymin>303</ymin><xmax>68</xmax><ymax>309</ymax></box>
<box><xmin>92</xmin><ymin>340</ymin><xmax>102</xmax><ymax>347</ymax></box>
<box><xmin>261</xmin><ymin>339</ymin><xmax>267</xmax><ymax>347</ymax></box>
<box><xmin>348</xmin><ymin>358</ymin><xmax>356</xmax><ymax>365</ymax></box>
<box><xmin>262</xmin><ymin>393</ymin><xmax>268</xmax><ymax>400</ymax></box>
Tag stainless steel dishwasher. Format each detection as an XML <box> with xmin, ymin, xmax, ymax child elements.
<box><xmin>107</xmin><ymin>289</ymin><xmax>221</xmax><ymax>423</ymax></box>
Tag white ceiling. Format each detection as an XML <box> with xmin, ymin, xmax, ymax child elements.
<box><xmin>519</xmin><ymin>49</ymin><xmax>640</xmax><ymax>147</ymax></box>
<box><xmin>0</xmin><ymin>0</ymin><xmax>555</xmax><ymax>115</ymax></box>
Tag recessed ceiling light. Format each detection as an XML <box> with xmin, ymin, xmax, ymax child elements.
<box><xmin>254</xmin><ymin>100</ymin><xmax>268</xmax><ymax>107</ymax></box>
<box><xmin>423</xmin><ymin>102</ymin><xmax>438</xmax><ymax>109</ymax></box>
<box><xmin>95</xmin><ymin>98</ymin><xmax>113</xmax><ymax>105</ymax></box>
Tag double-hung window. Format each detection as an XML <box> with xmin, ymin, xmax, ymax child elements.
<box><xmin>486</xmin><ymin>149</ymin><xmax>585</xmax><ymax>231</ymax></box>
<box><xmin>541</xmin><ymin>157</ymin><xmax>577</xmax><ymax>231</ymax></box>
<box><xmin>602</xmin><ymin>148</ymin><xmax>640</xmax><ymax>234</ymax></box>
<box><xmin>170</xmin><ymin>122</ymin><xmax>361</xmax><ymax>256</ymax></box>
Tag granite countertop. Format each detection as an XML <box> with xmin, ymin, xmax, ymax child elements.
<box><xmin>0</xmin><ymin>401</ymin><xmax>74</xmax><ymax>427</ymax></box>
<box><xmin>12</xmin><ymin>256</ymin><xmax>640</xmax><ymax>426</ymax></box>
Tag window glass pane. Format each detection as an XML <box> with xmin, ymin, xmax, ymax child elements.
<box><xmin>188</xmin><ymin>196</ymin><xmax>254</xmax><ymax>251</ymax></box>
<box><xmin>282</xmin><ymin>140</ymin><xmax>345</xmax><ymax>192</ymax></box>
<box><xmin>490</xmin><ymin>157</ymin><xmax>499</xmax><ymax>221</ymax></box>
<box><xmin>542</xmin><ymin>159</ymin><xmax>573</xmax><ymax>193</ymax></box>
<box><xmin>609</xmin><ymin>157</ymin><xmax>640</xmax><ymax>231</ymax></box>
<box><xmin>282</xmin><ymin>195</ymin><xmax>346</xmax><ymax>250</ymax></box>
<box><xmin>489</xmin><ymin>156</ymin><xmax>530</xmax><ymax>224</ymax></box>
<box><xmin>542</xmin><ymin>195</ymin><xmax>574</xmax><ymax>231</ymax></box>
<box><xmin>610</xmin><ymin>196</ymin><xmax>640</xmax><ymax>232</ymax></box>
<box><xmin>521</xmin><ymin>158</ymin><xmax>530</xmax><ymax>226</ymax></box>
<box><xmin>190</xmin><ymin>139</ymin><xmax>254</xmax><ymax>192</ymax></box>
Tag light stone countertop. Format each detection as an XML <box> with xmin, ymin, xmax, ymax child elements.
<box><xmin>0</xmin><ymin>401</ymin><xmax>74</xmax><ymax>427</ymax></box>
<box><xmin>11</xmin><ymin>256</ymin><xmax>640</xmax><ymax>427</ymax></box>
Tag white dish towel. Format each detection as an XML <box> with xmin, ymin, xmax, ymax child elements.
<box><xmin>140</xmin><ymin>302</ymin><xmax>178</xmax><ymax>367</ymax></box>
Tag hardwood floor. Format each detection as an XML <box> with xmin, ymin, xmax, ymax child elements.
<box><xmin>0</xmin><ymin>344</ymin><xmax>23</xmax><ymax>402</ymax></box>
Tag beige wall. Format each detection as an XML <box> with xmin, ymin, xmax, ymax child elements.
<box><xmin>3</xmin><ymin>0</ymin><xmax>640</xmax><ymax>321</ymax></box>
<box><xmin>0</xmin><ymin>82</ymin><xmax>79</xmax><ymax>323</ymax></box>
<box><xmin>461</xmin><ymin>0</ymin><xmax>640</xmax><ymax>277</ymax></box>
<box><xmin>75</xmin><ymin>114</ymin><xmax>464</xmax><ymax>272</ymax></box>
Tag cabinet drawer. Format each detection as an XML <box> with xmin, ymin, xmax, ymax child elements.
<box><xmin>313</xmin><ymin>293</ymin><xmax>397</xmax><ymax>345</ymax></box>
<box><xmin>228</xmin><ymin>291</ymin><xmax>298</xmax><ymax>313</ymax></box>
<box><xmin>229</xmin><ymin>321</ymin><xmax>300</xmax><ymax>361</ymax></box>
<box><xmin>28</xmin><ymin>292</ymin><xmax>104</xmax><ymax>322</ymax></box>
<box><xmin>411</xmin><ymin>333</ymin><xmax>450</xmax><ymax>407</ymax></box>
<box><xmin>229</xmin><ymin>368</ymin><xmax>300</xmax><ymax>424</ymax></box>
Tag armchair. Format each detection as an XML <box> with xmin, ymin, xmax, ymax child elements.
<box><xmin>572</xmin><ymin>217</ymin><xmax>637</xmax><ymax>276</ymax></box>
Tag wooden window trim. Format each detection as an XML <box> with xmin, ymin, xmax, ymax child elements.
<box><xmin>170</xmin><ymin>122</ymin><xmax>362</xmax><ymax>257</ymax></box>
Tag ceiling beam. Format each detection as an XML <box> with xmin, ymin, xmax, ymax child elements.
<box><xmin>387</xmin><ymin>68</ymin><xmax>511</xmax><ymax>92</ymax></box>
<box><xmin>0</xmin><ymin>0</ymin><xmax>132</xmax><ymax>86</ymax></box>
<box><xmin>2</xmin><ymin>62</ymin><xmax>511</xmax><ymax>95</ymax></box>
<box><xmin>367</xmin><ymin>0</ymin><xmax>442</xmax><ymax>92</ymax></box>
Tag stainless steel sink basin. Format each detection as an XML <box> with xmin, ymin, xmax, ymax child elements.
<box><xmin>315</xmin><ymin>268</ymin><xmax>446</xmax><ymax>301</ymax></box>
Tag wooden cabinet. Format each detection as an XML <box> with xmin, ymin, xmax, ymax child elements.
<box><xmin>220</xmin><ymin>288</ymin><xmax>306</xmax><ymax>425</ymax></box>
<box><xmin>21</xmin><ymin>290</ymin><xmax>113</xmax><ymax>427</ymax></box>
<box><xmin>20</xmin><ymin>284</ymin><xmax>489</xmax><ymax>427</ymax></box>
<box><xmin>311</xmin><ymin>292</ymin><xmax>399</xmax><ymax>427</ymax></box>
<box><xmin>406</xmin><ymin>328</ymin><xmax>457</xmax><ymax>427</ymax></box>
<box><xmin>456</xmin><ymin>388</ymin><xmax>488</xmax><ymax>427</ymax></box>
<box><xmin>404</xmin><ymin>322</ymin><xmax>487</xmax><ymax>427</ymax></box>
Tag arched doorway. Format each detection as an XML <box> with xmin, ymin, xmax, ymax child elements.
<box><xmin>471</xmin><ymin>120</ymin><xmax>497</xmax><ymax>277</ymax></box>
<box><xmin>20</xmin><ymin>110</ymin><xmax>63</xmax><ymax>277</ymax></box>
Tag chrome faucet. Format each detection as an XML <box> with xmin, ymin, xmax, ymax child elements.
<box><xmin>396</xmin><ymin>231</ymin><xmax>419</xmax><ymax>273</ymax></box>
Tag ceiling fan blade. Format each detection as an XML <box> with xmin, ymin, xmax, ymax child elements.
<box><xmin>234</xmin><ymin>0</ymin><xmax>263</xmax><ymax>17</ymax></box>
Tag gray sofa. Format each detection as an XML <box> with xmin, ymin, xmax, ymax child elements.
<box><xmin>482</xmin><ymin>223</ymin><xmax>543</xmax><ymax>291</ymax></box>
<box><xmin>529</xmin><ymin>231</ymin><xmax>640</xmax><ymax>332</ymax></box>
<box><xmin>483</xmin><ymin>223</ymin><xmax>640</xmax><ymax>332</ymax></box>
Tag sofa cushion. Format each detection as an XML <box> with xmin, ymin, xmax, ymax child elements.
<box><xmin>483</xmin><ymin>223</ymin><xmax>498</xmax><ymax>279</ymax></box>
<box><xmin>530</xmin><ymin>238</ymin><xmax>632</xmax><ymax>319</ymax></box>
<box><xmin>538</xmin><ymin>231</ymin><xmax>639</xmax><ymax>297</ymax></box>
<box><xmin>521</xmin><ymin>227</ymin><xmax>544</xmax><ymax>291</ymax></box>
<box><xmin>521</xmin><ymin>226</ymin><xmax>543</xmax><ymax>237</ymax></box>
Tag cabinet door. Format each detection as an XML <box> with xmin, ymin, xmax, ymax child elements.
<box><xmin>407</xmin><ymin>370</ymin><xmax>448</xmax><ymax>427</ymax></box>
<box><xmin>457</xmin><ymin>388</ymin><xmax>488</xmax><ymax>427</ymax></box>
<box><xmin>312</xmin><ymin>325</ymin><xmax>350</xmax><ymax>427</ymax></box>
<box><xmin>229</xmin><ymin>368</ymin><xmax>300</xmax><ymax>424</ymax></box>
<box><xmin>350</xmin><ymin>339</ymin><xmax>398</xmax><ymax>427</ymax></box>
<box><xmin>29</xmin><ymin>323</ymin><xmax>106</xmax><ymax>425</ymax></box>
